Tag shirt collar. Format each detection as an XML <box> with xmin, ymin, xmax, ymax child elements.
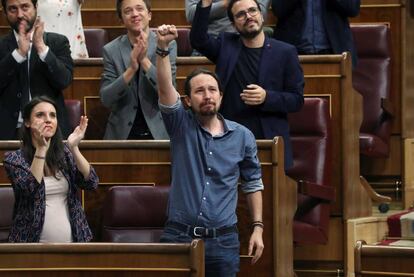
<box><xmin>193</xmin><ymin>111</ymin><xmax>236</xmax><ymax>138</ymax></box>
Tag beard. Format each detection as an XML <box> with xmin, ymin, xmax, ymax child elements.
<box><xmin>198</xmin><ymin>101</ymin><xmax>218</xmax><ymax>116</ymax></box>
<box><xmin>238</xmin><ymin>19</ymin><xmax>264</xmax><ymax>39</ymax></box>
<box><xmin>9</xmin><ymin>17</ymin><xmax>36</xmax><ymax>33</ymax></box>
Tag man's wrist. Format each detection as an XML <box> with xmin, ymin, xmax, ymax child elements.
<box><xmin>156</xmin><ymin>47</ymin><xmax>170</xmax><ymax>57</ymax></box>
<box><xmin>156</xmin><ymin>43</ymin><xmax>169</xmax><ymax>51</ymax></box>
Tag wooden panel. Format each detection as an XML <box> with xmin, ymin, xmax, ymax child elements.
<box><xmin>294</xmin><ymin>217</ymin><xmax>344</xmax><ymax>261</ymax></box>
<box><xmin>403</xmin><ymin>0</ymin><xmax>414</xmax><ymax>138</ymax></box>
<box><xmin>82</xmin><ymin>0</ymin><xmax>185</xmax><ymax>9</ymax></box>
<box><xmin>404</xmin><ymin>138</ymin><xmax>414</xmax><ymax>209</ymax></box>
<box><xmin>0</xmin><ymin>241</ymin><xmax>204</xmax><ymax>277</ymax></box>
<box><xmin>346</xmin><ymin>215</ymin><xmax>390</xmax><ymax>276</ymax></box>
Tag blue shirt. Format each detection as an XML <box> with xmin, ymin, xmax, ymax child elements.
<box><xmin>298</xmin><ymin>0</ymin><xmax>330</xmax><ymax>54</ymax></box>
<box><xmin>159</xmin><ymin>98</ymin><xmax>263</xmax><ymax>228</ymax></box>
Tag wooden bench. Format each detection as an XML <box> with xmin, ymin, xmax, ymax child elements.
<box><xmin>354</xmin><ymin>240</ymin><xmax>414</xmax><ymax>276</ymax></box>
<box><xmin>0</xmin><ymin>240</ymin><xmax>204</xmax><ymax>277</ymax></box>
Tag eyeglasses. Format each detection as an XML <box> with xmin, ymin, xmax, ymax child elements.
<box><xmin>234</xmin><ymin>7</ymin><xmax>260</xmax><ymax>21</ymax></box>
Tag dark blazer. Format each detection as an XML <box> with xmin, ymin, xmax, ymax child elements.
<box><xmin>272</xmin><ymin>0</ymin><xmax>360</xmax><ymax>66</ymax></box>
<box><xmin>0</xmin><ymin>31</ymin><xmax>73</xmax><ymax>139</ymax></box>
<box><xmin>190</xmin><ymin>4</ymin><xmax>304</xmax><ymax>169</ymax></box>
<box><xmin>3</xmin><ymin>145</ymin><xmax>99</xmax><ymax>242</ymax></box>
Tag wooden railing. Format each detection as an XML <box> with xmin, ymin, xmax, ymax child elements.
<box><xmin>0</xmin><ymin>240</ymin><xmax>205</xmax><ymax>277</ymax></box>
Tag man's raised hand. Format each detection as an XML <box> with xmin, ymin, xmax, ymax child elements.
<box><xmin>156</xmin><ymin>25</ymin><xmax>178</xmax><ymax>49</ymax></box>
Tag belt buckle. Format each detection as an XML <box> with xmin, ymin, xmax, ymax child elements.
<box><xmin>193</xmin><ymin>226</ymin><xmax>205</xmax><ymax>237</ymax></box>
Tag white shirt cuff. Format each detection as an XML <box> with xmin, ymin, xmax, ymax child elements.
<box><xmin>38</xmin><ymin>46</ymin><xmax>49</xmax><ymax>61</ymax></box>
<box><xmin>12</xmin><ymin>49</ymin><xmax>27</xmax><ymax>63</ymax></box>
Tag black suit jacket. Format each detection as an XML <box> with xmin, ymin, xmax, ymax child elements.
<box><xmin>0</xmin><ymin>31</ymin><xmax>73</xmax><ymax>139</ymax></box>
<box><xmin>272</xmin><ymin>0</ymin><xmax>360</xmax><ymax>66</ymax></box>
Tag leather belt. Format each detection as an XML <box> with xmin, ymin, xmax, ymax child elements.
<box><xmin>166</xmin><ymin>221</ymin><xmax>238</xmax><ymax>238</ymax></box>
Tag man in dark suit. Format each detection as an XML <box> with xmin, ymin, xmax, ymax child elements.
<box><xmin>0</xmin><ymin>0</ymin><xmax>73</xmax><ymax>140</ymax></box>
<box><xmin>190</xmin><ymin>0</ymin><xmax>304</xmax><ymax>169</ymax></box>
<box><xmin>272</xmin><ymin>0</ymin><xmax>360</xmax><ymax>66</ymax></box>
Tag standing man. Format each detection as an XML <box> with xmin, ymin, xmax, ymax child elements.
<box><xmin>100</xmin><ymin>0</ymin><xmax>177</xmax><ymax>140</ymax></box>
<box><xmin>272</xmin><ymin>0</ymin><xmax>360</xmax><ymax>66</ymax></box>
<box><xmin>185</xmin><ymin>0</ymin><xmax>270</xmax><ymax>47</ymax></box>
<box><xmin>0</xmin><ymin>0</ymin><xmax>73</xmax><ymax>140</ymax></box>
<box><xmin>156</xmin><ymin>24</ymin><xmax>264</xmax><ymax>277</ymax></box>
<box><xmin>190</xmin><ymin>0</ymin><xmax>304</xmax><ymax>169</ymax></box>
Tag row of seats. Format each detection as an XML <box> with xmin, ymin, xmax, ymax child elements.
<box><xmin>0</xmin><ymin>97</ymin><xmax>335</xmax><ymax>252</ymax></box>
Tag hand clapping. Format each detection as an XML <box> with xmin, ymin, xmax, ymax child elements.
<box><xmin>67</xmin><ymin>116</ymin><xmax>88</xmax><ymax>149</ymax></box>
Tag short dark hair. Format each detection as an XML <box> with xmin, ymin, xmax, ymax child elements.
<box><xmin>20</xmin><ymin>96</ymin><xmax>67</xmax><ymax>178</ymax></box>
<box><xmin>116</xmin><ymin>0</ymin><xmax>151</xmax><ymax>19</ymax></box>
<box><xmin>184</xmin><ymin>68</ymin><xmax>223</xmax><ymax>97</ymax></box>
<box><xmin>227</xmin><ymin>0</ymin><xmax>261</xmax><ymax>23</ymax></box>
<box><xmin>1</xmin><ymin>0</ymin><xmax>37</xmax><ymax>11</ymax></box>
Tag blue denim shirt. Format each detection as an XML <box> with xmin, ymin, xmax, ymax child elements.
<box><xmin>159</xmin><ymin>99</ymin><xmax>263</xmax><ymax>228</ymax></box>
<box><xmin>298</xmin><ymin>0</ymin><xmax>330</xmax><ymax>53</ymax></box>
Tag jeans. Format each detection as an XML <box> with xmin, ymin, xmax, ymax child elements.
<box><xmin>160</xmin><ymin>225</ymin><xmax>240</xmax><ymax>277</ymax></box>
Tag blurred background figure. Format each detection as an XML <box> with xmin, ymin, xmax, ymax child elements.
<box><xmin>272</xmin><ymin>0</ymin><xmax>360</xmax><ymax>66</ymax></box>
<box><xmin>37</xmin><ymin>0</ymin><xmax>89</xmax><ymax>58</ymax></box>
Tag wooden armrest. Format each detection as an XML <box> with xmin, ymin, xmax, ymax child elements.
<box><xmin>381</xmin><ymin>98</ymin><xmax>394</xmax><ymax>117</ymax></box>
<box><xmin>297</xmin><ymin>180</ymin><xmax>335</xmax><ymax>201</ymax></box>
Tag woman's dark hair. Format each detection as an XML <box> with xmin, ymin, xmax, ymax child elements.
<box><xmin>20</xmin><ymin>96</ymin><xmax>67</xmax><ymax>177</ymax></box>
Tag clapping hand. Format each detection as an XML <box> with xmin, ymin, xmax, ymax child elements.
<box><xmin>201</xmin><ymin>0</ymin><xmax>213</xmax><ymax>7</ymax></box>
<box><xmin>67</xmin><ymin>116</ymin><xmax>88</xmax><ymax>149</ymax></box>
<box><xmin>32</xmin><ymin>121</ymin><xmax>51</xmax><ymax>151</ymax></box>
<box><xmin>32</xmin><ymin>17</ymin><xmax>47</xmax><ymax>54</ymax></box>
<box><xmin>130</xmin><ymin>31</ymin><xmax>148</xmax><ymax>71</ymax></box>
<box><xmin>17</xmin><ymin>20</ymin><xmax>31</xmax><ymax>57</ymax></box>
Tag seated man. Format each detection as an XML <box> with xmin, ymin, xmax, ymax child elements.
<box><xmin>0</xmin><ymin>0</ymin><xmax>73</xmax><ymax>140</ymax></box>
<box><xmin>156</xmin><ymin>24</ymin><xmax>264</xmax><ymax>277</ymax></box>
<box><xmin>190</xmin><ymin>0</ymin><xmax>304</xmax><ymax>169</ymax></box>
<box><xmin>272</xmin><ymin>0</ymin><xmax>360</xmax><ymax>65</ymax></box>
<box><xmin>100</xmin><ymin>0</ymin><xmax>177</xmax><ymax>140</ymax></box>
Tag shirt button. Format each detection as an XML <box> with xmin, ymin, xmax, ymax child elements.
<box><xmin>209</xmin><ymin>151</ymin><xmax>213</xmax><ymax>155</ymax></box>
<box><xmin>206</xmin><ymin>182</ymin><xmax>209</xmax><ymax>185</ymax></box>
<box><xmin>203</xmin><ymin>197</ymin><xmax>206</xmax><ymax>201</ymax></box>
<box><xmin>17</xmin><ymin>93</ymin><xmax>21</xmax><ymax>98</ymax></box>
<box><xmin>208</xmin><ymin>168</ymin><xmax>211</xmax><ymax>171</ymax></box>
<box><xmin>199</xmin><ymin>212</ymin><xmax>203</xmax><ymax>216</ymax></box>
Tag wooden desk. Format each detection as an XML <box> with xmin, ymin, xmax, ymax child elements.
<box><xmin>0</xmin><ymin>241</ymin><xmax>204</xmax><ymax>277</ymax></box>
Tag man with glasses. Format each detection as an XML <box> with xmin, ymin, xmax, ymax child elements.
<box><xmin>99</xmin><ymin>0</ymin><xmax>177</xmax><ymax>140</ymax></box>
<box><xmin>190</xmin><ymin>0</ymin><xmax>304</xmax><ymax>169</ymax></box>
<box><xmin>185</xmin><ymin>0</ymin><xmax>270</xmax><ymax>55</ymax></box>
